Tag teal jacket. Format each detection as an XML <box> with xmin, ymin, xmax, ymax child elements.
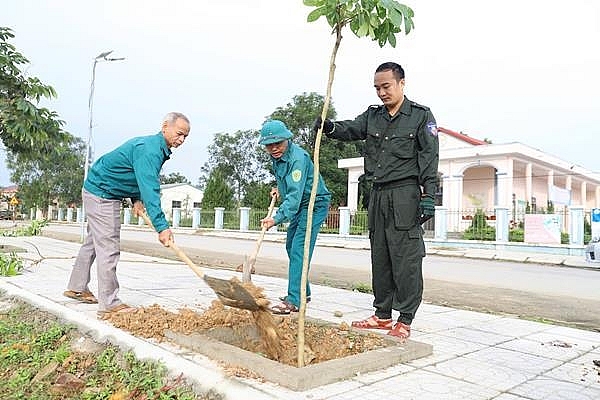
<box><xmin>271</xmin><ymin>141</ymin><xmax>331</xmax><ymax>225</ymax></box>
<box><xmin>83</xmin><ymin>132</ymin><xmax>171</xmax><ymax>232</ymax></box>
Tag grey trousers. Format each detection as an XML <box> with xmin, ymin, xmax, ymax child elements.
<box><xmin>67</xmin><ymin>189</ymin><xmax>122</xmax><ymax>311</ymax></box>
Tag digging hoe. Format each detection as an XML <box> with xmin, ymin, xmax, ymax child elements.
<box><xmin>137</xmin><ymin>210</ymin><xmax>264</xmax><ymax>311</ymax></box>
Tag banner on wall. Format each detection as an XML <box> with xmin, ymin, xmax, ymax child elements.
<box><xmin>524</xmin><ymin>214</ymin><xmax>561</xmax><ymax>244</ymax></box>
<box><xmin>591</xmin><ymin>208</ymin><xmax>600</xmax><ymax>240</ymax></box>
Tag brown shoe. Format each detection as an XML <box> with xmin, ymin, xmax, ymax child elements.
<box><xmin>270</xmin><ymin>300</ymin><xmax>299</xmax><ymax>315</ymax></box>
<box><xmin>351</xmin><ymin>315</ymin><xmax>393</xmax><ymax>330</ymax></box>
<box><xmin>63</xmin><ymin>290</ymin><xmax>98</xmax><ymax>304</ymax></box>
<box><xmin>388</xmin><ymin>321</ymin><xmax>411</xmax><ymax>340</ymax></box>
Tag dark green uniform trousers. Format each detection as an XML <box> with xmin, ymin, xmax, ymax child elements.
<box><xmin>368</xmin><ymin>181</ymin><xmax>425</xmax><ymax>325</ymax></box>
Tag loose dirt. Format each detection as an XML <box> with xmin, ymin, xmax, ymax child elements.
<box><xmin>106</xmin><ymin>301</ymin><xmax>388</xmax><ymax>367</ymax></box>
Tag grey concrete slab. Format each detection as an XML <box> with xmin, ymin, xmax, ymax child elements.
<box><xmin>165</xmin><ymin>327</ymin><xmax>432</xmax><ymax>391</ymax></box>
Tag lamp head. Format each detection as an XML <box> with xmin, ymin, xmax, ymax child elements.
<box><xmin>95</xmin><ymin>50</ymin><xmax>113</xmax><ymax>59</ymax></box>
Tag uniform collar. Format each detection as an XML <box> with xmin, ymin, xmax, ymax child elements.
<box><xmin>398</xmin><ymin>96</ymin><xmax>412</xmax><ymax>116</ymax></box>
<box><xmin>379</xmin><ymin>96</ymin><xmax>411</xmax><ymax>120</ymax></box>
<box><xmin>157</xmin><ymin>132</ymin><xmax>172</xmax><ymax>158</ymax></box>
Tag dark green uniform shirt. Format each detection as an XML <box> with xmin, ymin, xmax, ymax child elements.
<box><xmin>271</xmin><ymin>141</ymin><xmax>331</xmax><ymax>225</ymax></box>
<box><xmin>83</xmin><ymin>132</ymin><xmax>171</xmax><ymax>232</ymax></box>
<box><xmin>328</xmin><ymin>97</ymin><xmax>439</xmax><ymax>196</ymax></box>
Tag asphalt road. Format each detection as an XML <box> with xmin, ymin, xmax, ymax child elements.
<box><xmin>39</xmin><ymin>223</ymin><xmax>600</xmax><ymax>332</ymax></box>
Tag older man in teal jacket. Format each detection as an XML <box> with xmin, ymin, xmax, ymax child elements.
<box><xmin>64</xmin><ymin>112</ymin><xmax>190</xmax><ymax>318</ymax></box>
<box><xmin>258</xmin><ymin>120</ymin><xmax>331</xmax><ymax>315</ymax></box>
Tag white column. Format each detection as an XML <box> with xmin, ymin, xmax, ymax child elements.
<box><xmin>239</xmin><ymin>207</ymin><xmax>250</xmax><ymax>231</ymax></box>
<box><xmin>172</xmin><ymin>208</ymin><xmax>181</xmax><ymax>228</ymax></box>
<box><xmin>214</xmin><ymin>207</ymin><xmax>225</xmax><ymax>230</ymax></box>
<box><xmin>123</xmin><ymin>208</ymin><xmax>131</xmax><ymax>225</ymax></box>
<box><xmin>348</xmin><ymin>169</ymin><xmax>363</xmax><ymax>212</ymax></box>
<box><xmin>448</xmin><ymin>174</ymin><xmax>463</xmax><ymax>232</ymax></box>
<box><xmin>192</xmin><ymin>208</ymin><xmax>201</xmax><ymax>229</ymax></box>
<box><xmin>339</xmin><ymin>207</ymin><xmax>350</xmax><ymax>236</ymax></box>
<box><xmin>57</xmin><ymin>208</ymin><xmax>64</xmax><ymax>221</ymax></box>
<box><xmin>494</xmin><ymin>206</ymin><xmax>509</xmax><ymax>242</ymax></box>
<box><xmin>569</xmin><ymin>206</ymin><xmax>584</xmax><ymax>245</ymax></box>
<box><xmin>441</xmin><ymin>175</ymin><xmax>450</xmax><ymax>208</ymax></box>
<box><xmin>581</xmin><ymin>182</ymin><xmax>587</xmax><ymax>209</ymax></box>
<box><xmin>525</xmin><ymin>163</ymin><xmax>533</xmax><ymax>202</ymax></box>
<box><xmin>547</xmin><ymin>169</ymin><xmax>554</xmax><ymax>199</ymax></box>
<box><xmin>66</xmin><ymin>208</ymin><xmax>73</xmax><ymax>222</ymax></box>
<box><xmin>434</xmin><ymin>206</ymin><xmax>447</xmax><ymax>240</ymax></box>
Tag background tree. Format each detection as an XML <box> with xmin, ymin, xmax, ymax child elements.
<box><xmin>6</xmin><ymin>136</ymin><xmax>85</xmax><ymax>212</ymax></box>
<box><xmin>267</xmin><ymin>92</ymin><xmax>362</xmax><ymax>207</ymax></box>
<box><xmin>242</xmin><ymin>181</ymin><xmax>274</xmax><ymax>209</ymax></box>
<box><xmin>0</xmin><ymin>27</ymin><xmax>69</xmax><ymax>157</ymax></box>
<box><xmin>160</xmin><ymin>172</ymin><xmax>191</xmax><ymax>185</ymax></box>
<box><xmin>199</xmin><ymin>130</ymin><xmax>270</xmax><ymax>205</ymax></box>
<box><xmin>200</xmin><ymin>167</ymin><xmax>235</xmax><ymax>211</ymax></box>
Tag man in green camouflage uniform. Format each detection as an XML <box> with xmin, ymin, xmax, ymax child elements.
<box><xmin>315</xmin><ymin>62</ymin><xmax>439</xmax><ymax>339</ymax></box>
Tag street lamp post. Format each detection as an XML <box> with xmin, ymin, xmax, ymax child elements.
<box><xmin>81</xmin><ymin>50</ymin><xmax>125</xmax><ymax>241</ymax></box>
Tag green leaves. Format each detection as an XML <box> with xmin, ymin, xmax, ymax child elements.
<box><xmin>0</xmin><ymin>26</ymin><xmax>67</xmax><ymax>157</ymax></box>
<box><xmin>0</xmin><ymin>252</ymin><xmax>24</xmax><ymax>276</ymax></box>
<box><xmin>304</xmin><ymin>0</ymin><xmax>415</xmax><ymax>48</ymax></box>
<box><xmin>6</xmin><ymin>135</ymin><xmax>85</xmax><ymax>211</ymax></box>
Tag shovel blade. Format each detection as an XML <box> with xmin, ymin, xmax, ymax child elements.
<box><xmin>203</xmin><ymin>275</ymin><xmax>261</xmax><ymax>311</ymax></box>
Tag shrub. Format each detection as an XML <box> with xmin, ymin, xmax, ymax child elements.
<box><xmin>509</xmin><ymin>228</ymin><xmax>524</xmax><ymax>242</ymax></box>
<box><xmin>0</xmin><ymin>252</ymin><xmax>24</xmax><ymax>276</ymax></box>
<box><xmin>462</xmin><ymin>209</ymin><xmax>496</xmax><ymax>241</ymax></box>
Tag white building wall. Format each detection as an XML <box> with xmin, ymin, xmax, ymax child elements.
<box><xmin>160</xmin><ymin>184</ymin><xmax>203</xmax><ymax>220</ymax></box>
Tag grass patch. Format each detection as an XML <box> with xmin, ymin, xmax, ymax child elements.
<box><xmin>0</xmin><ymin>297</ymin><xmax>216</xmax><ymax>400</ymax></box>
<box><xmin>351</xmin><ymin>282</ymin><xmax>372</xmax><ymax>294</ymax></box>
<box><xmin>1</xmin><ymin>220</ymin><xmax>48</xmax><ymax>237</ymax></box>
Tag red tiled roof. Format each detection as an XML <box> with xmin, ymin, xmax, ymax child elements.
<box><xmin>438</xmin><ymin>127</ymin><xmax>487</xmax><ymax>146</ymax></box>
<box><xmin>0</xmin><ymin>185</ymin><xmax>18</xmax><ymax>194</ymax></box>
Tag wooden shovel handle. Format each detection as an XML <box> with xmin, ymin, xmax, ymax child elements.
<box><xmin>247</xmin><ymin>194</ymin><xmax>277</xmax><ymax>266</ymax></box>
<box><xmin>138</xmin><ymin>211</ymin><xmax>205</xmax><ymax>278</ymax></box>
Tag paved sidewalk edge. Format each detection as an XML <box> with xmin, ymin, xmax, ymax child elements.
<box><xmin>0</xmin><ymin>280</ymin><xmax>278</xmax><ymax>400</ymax></box>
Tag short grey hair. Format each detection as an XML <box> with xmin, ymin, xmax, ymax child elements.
<box><xmin>163</xmin><ymin>112</ymin><xmax>190</xmax><ymax>126</ymax></box>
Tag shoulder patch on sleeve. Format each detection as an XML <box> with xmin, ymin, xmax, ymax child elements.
<box><xmin>291</xmin><ymin>169</ymin><xmax>302</xmax><ymax>182</ymax></box>
<box><xmin>427</xmin><ymin>121</ymin><xmax>438</xmax><ymax>137</ymax></box>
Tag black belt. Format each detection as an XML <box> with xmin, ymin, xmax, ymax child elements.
<box><xmin>372</xmin><ymin>178</ymin><xmax>418</xmax><ymax>190</ymax></box>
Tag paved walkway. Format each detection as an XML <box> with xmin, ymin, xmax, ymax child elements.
<box><xmin>1</xmin><ymin>235</ymin><xmax>599</xmax><ymax>400</ymax></box>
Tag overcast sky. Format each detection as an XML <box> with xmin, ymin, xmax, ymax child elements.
<box><xmin>2</xmin><ymin>0</ymin><xmax>600</xmax><ymax>187</ymax></box>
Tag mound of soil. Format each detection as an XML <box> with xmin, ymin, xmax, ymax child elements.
<box><xmin>107</xmin><ymin>301</ymin><xmax>388</xmax><ymax>367</ymax></box>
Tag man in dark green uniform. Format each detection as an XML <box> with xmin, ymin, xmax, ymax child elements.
<box><xmin>64</xmin><ymin>112</ymin><xmax>191</xmax><ymax>319</ymax></box>
<box><xmin>314</xmin><ymin>62</ymin><xmax>439</xmax><ymax>339</ymax></box>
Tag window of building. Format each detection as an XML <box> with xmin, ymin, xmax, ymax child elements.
<box><xmin>172</xmin><ymin>201</ymin><xmax>182</xmax><ymax>209</ymax></box>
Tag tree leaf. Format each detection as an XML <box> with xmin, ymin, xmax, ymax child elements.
<box><xmin>387</xmin><ymin>30</ymin><xmax>397</xmax><ymax>47</ymax></box>
<box><xmin>307</xmin><ymin>7</ymin><xmax>325</xmax><ymax>23</ymax></box>
<box><xmin>303</xmin><ymin>0</ymin><xmax>325</xmax><ymax>6</ymax></box>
